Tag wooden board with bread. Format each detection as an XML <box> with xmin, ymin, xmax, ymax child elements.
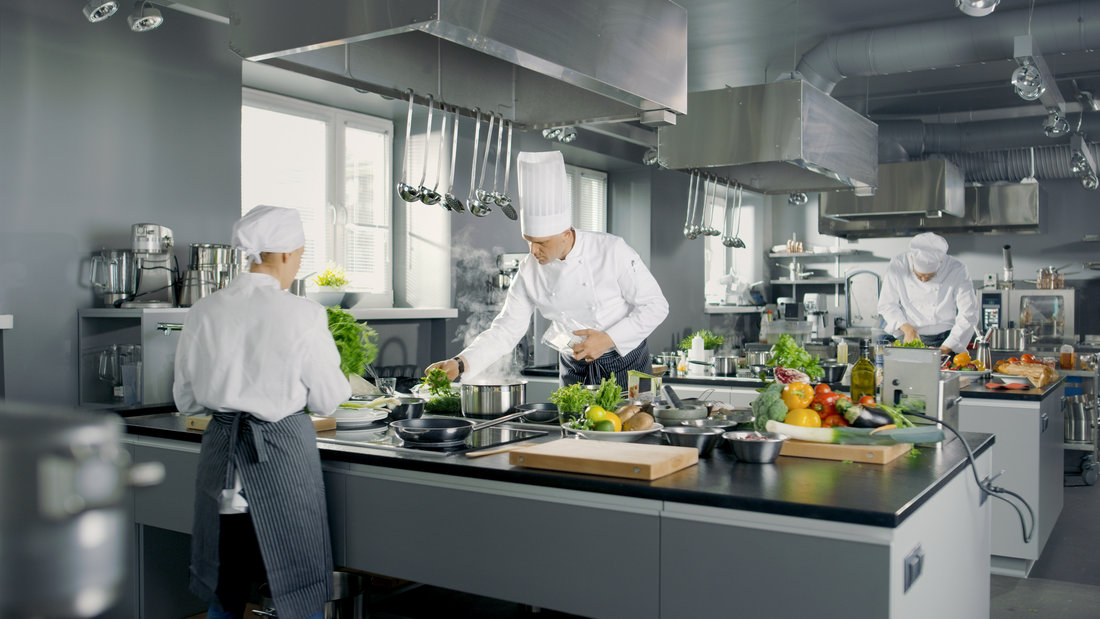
<box><xmin>992</xmin><ymin>360</ymin><xmax>1059</xmax><ymax>388</ymax></box>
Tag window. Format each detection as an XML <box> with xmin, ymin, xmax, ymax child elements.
<box><xmin>241</xmin><ymin>89</ymin><xmax>393</xmax><ymax>300</ymax></box>
<box><xmin>565</xmin><ymin>164</ymin><xmax>607</xmax><ymax>232</ymax></box>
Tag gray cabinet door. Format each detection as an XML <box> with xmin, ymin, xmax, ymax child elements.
<box><xmin>133</xmin><ymin>443</ymin><xmax>200</xmax><ymax>534</ymax></box>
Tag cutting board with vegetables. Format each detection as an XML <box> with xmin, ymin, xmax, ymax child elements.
<box><xmin>779</xmin><ymin>440</ymin><xmax>911</xmax><ymax>464</ymax></box>
<box><xmin>185</xmin><ymin>414</ymin><xmax>336</xmax><ymax>432</ymax></box>
<box><xmin>508</xmin><ymin>439</ymin><xmax>698</xmax><ymax>480</ymax></box>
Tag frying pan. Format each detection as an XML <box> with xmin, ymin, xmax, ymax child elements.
<box><xmin>390</xmin><ymin>410</ymin><xmax>530</xmax><ymax>444</ymax></box>
<box><xmin>514</xmin><ymin>402</ymin><xmax>559</xmax><ymax>424</ymax></box>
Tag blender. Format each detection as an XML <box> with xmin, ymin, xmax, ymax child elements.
<box><xmin>121</xmin><ymin>223</ymin><xmax>176</xmax><ymax>308</ymax></box>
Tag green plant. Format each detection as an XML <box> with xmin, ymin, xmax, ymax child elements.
<box><xmin>678</xmin><ymin>330</ymin><xmax>725</xmax><ymax>351</ymax></box>
<box><xmin>325</xmin><ymin>306</ymin><xmax>377</xmax><ymax>376</ymax></box>
<box><xmin>314</xmin><ymin>262</ymin><xmax>349</xmax><ymax>288</ymax></box>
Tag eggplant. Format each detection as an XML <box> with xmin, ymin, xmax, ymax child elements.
<box><xmin>840</xmin><ymin>401</ymin><xmax>894</xmax><ymax>428</ymax></box>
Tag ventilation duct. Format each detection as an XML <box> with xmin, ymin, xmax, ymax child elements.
<box><xmin>227</xmin><ymin>0</ymin><xmax>687</xmax><ymax>129</ymax></box>
<box><xmin>656</xmin><ymin>81</ymin><xmax>878</xmax><ymax>195</ymax></box>
<box><xmin>795</xmin><ymin>0</ymin><xmax>1100</xmax><ymax>95</ymax></box>
<box><xmin>878</xmin><ymin>116</ymin><xmax>1100</xmax><ymax>162</ymax></box>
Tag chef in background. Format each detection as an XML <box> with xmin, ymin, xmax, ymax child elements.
<box><xmin>877</xmin><ymin>232</ymin><xmax>979</xmax><ymax>355</ymax></box>
<box><xmin>428</xmin><ymin>151</ymin><xmax>669</xmax><ymax>391</ymax></box>
<box><xmin>174</xmin><ymin>206</ymin><xmax>350</xmax><ymax>619</ymax></box>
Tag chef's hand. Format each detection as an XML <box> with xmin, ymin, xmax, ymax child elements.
<box><xmin>900</xmin><ymin>323</ymin><xmax>920</xmax><ymax>343</ymax></box>
<box><xmin>426</xmin><ymin>356</ymin><xmax>466</xmax><ymax>381</ymax></box>
<box><xmin>571</xmin><ymin>330</ymin><xmax>614</xmax><ymax>362</ymax></box>
<box><xmin>939</xmin><ymin>345</ymin><xmax>954</xmax><ymax>355</ymax></box>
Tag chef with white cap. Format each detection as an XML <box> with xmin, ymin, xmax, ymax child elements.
<box><xmin>427</xmin><ymin>151</ymin><xmax>669</xmax><ymax>391</ymax></box>
<box><xmin>174</xmin><ymin>205</ymin><xmax>350</xmax><ymax>619</ymax></box>
<box><xmin>877</xmin><ymin>232</ymin><xmax>979</xmax><ymax>354</ymax></box>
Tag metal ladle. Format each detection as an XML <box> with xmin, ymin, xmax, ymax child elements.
<box><xmin>468</xmin><ymin>111</ymin><xmax>493</xmax><ymax>217</ymax></box>
<box><xmin>443</xmin><ymin>105</ymin><xmax>464</xmax><ymax>213</ymax></box>
<box><xmin>397</xmin><ymin>89</ymin><xmax>421</xmax><ymax>202</ymax></box>
<box><xmin>730</xmin><ymin>183</ymin><xmax>746</xmax><ymax>248</ymax></box>
<box><xmin>703</xmin><ymin>176</ymin><xmax>720</xmax><ymax>236</ymax></box>
<box><xmin>472</xmin><ymin>113</ymin><xmax>497</xmax><ymax>215</ymax></box>
<box><xmin>720</xmin><ymin>179</ymin><xmax>737</xmax><ymax>248</ymax></box>
<box><xmin>494</xmin><ymin>117</ymin><xmax>517</xmax><ymax>220</ymax></box>
<box><xmin>419</xmin><ymin>95</ymin><xmax>442</xmax><ymax>206</ymax></box>
<box><xmin>683</xmin><ymin>171</ymin><xmax>698</xmax><ymax>239</ymax></box>
<box><xmin>688</xmin><ymin>171</ymin><xmax>704</xmax><ymax>239</ymax></box>
<box><xmin>487</xmin><ymin>112</ymin><xmax>506</xmax><ymax>216</ymax></box>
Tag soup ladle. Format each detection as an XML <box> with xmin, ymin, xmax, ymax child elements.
<box><xmin>418</xmin><ymin>95</ymin><xmax>442</xmax><ymax>206</ymax></box>
<box><xmin>683</xmin><ymin>171</ymin><xmax>698</xmax><ymax>240</ymax></box>
<box><xmin>470</xmin><ymin>112</ymin><xmax>496</xmax><ymax>217</ymax></box>
<box><xmin>467</xmin><ymin>110</ymin><xmax>493</xmax><ymax>217</ymax></box>
<box><xmin>730</xmin><ymin>183</ymin><xmax>746</xmax><ymax>249</ymax></box>
<box><xmin>397</xmin><ymin>89</ymin><xmax>421</xmax><ymax>202</ymax></box>
<box><xmin>494</xmin><ymin>117</ymin><xmax>517</xmax><ymax>220</ymax></box>
<box><xmin>443</xmin><ymin>105</ymin><xmax>464</xmax><ymax>213</ymax></box>
<box><xmin>720</xmin><ymin>179</ymin><xmax>736</xmax><ymax>248</ymax></box>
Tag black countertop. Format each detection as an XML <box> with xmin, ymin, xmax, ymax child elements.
<box><xmin>123</xmin><ymin>413</ymin><xmax>993</xmax><ymax>529</ymax></box>
<box><xmin>959</xmin><ymin>377</ymin><xmax>1064</xmax><ymax>401</ymax></box>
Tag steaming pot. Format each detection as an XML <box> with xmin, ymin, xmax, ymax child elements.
<box><xmin>460</xmin><ymin>381</ymin><xmax>527</xmax><ymax>419</ymax></box>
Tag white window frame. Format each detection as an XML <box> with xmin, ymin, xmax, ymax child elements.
<box><xmin>241</xmin><ymin>88</ymin><xmax>393</xmax><ymax>302</ymax></box>
<box><xmin>565</xmin><ymin>163</ymin><xmax>608</xmax><ymax>233</ymax></box>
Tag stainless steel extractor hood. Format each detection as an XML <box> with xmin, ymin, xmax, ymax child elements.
<box><xmin>820</xmin><ymin>160</ymin><xmax>964</xmax><ymax>219</ymax></box>
<box><xmin>655</xmin><ymin>81</ymin><xmax>878</xmax><ymax>195</ymax></box>
<box><xmin>819</xmin><ymin>180</ymin><xmax>1040</xmax><ymax>239</ymax></box>
<box><xmin>228</xmin><ymin>0</ymin><xmax>687</xmax><ymax>129</ymax></box>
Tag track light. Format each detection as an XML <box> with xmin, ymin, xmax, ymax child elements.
<box><xmin>788</xmin><ymin>192</ymin><xmax>808</xmax><ymax>206</ymax></box>
<box><xmin>542</xmin><ymin>128</ymin><xmax>562</xmax><ymax>140</ymax></box>
<box><xmin>541</xmin><ymin>127</ymin><xmax>576</xmax><ymax>143</ymax></box>
<box><xmin>83</xmin><ymin>0</ymin><xmax>119</xmax><ymax>22</ymax></box>
<box><xmin>1012</xmin><ymin>64</ymin><xmax>1045</xmax><ymax>101</ymax></box>
<box><xmin>127</xmin><ymin>1</ymin><xmax>163</xmax><ymax>32</ymax></box>
<box><xmin>559</xmin><ymin>129</ymin><xmax>577</xmax><ymax>143</ymax></box>
<box><xmin>1070</xmin><ymin>134</ymin><xmax>1099</xmax><ymax>191</ymax></box>
<box><xmin>642</xmin><ymin>147</ymin><xmax>659</xmax><ymax>166</ymax></box>
<box><xmin>1043</xmin><ymin>112</ymin><xmax>1069</xmax><ymax>137</ymax></box>
<box><xmin>956</xmin><ymin>0</ymin><xmax>999</xmax><ymax>17</ymax></box>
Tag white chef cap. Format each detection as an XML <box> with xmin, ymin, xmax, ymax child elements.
<box><xmin>517</xmin><ymin>151</ymin><xmax>571</xmax><ymax>238</ymax></box>
<box><xmin>231</xmin><ymin>205</ymin><xmax>306</xmax><ymax>266</ymax></box>
<box><xmin>909</xmin><ymin>232</ymin><xmax>948</xmax><ymax>273</ymax></box>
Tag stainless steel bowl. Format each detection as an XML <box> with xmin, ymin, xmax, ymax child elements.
<box><xmin>652</xmin><ymin>404</ymin><xmax>709</xmax><ymax>421</ymax></box>
<box><xmin>661</xmin><ymin>426</ymin><xmax>726</xmax><ymax>457</ymax></box>
<box><xmin>819</xmin><ymin>362</ymin><xmax>848</xmax><ymax>383</ymax></box>
<box><xmin>749</xmin><ymin>364</ymin><xmax>772</xmax><ymax>377</ymax></box>
<box><xmin>724</xmin><ymin>431</ymin><xmax>789</xmax><ymax>463</ymax></box>
<box><xmin>387</xmin><ymin>397</ymin><xmax>426</xmax><ymax>422</ymax></box>
<box><xmin>680</xmin><ymin>418</ymin><xmax>741</xmax><ymax>432</ymax></box>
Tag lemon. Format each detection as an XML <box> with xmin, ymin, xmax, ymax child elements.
<box><xmin>585</xmin><ymin>405</ymin><xmax>610</xmax><ymax>423</ymax></box>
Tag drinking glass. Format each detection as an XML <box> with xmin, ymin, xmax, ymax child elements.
<box><xmin>378</xmin><ymin>377</ymin><xmax>397</xmax><ymax>396</ymax></box>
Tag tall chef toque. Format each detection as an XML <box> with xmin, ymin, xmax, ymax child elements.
<box><xmin>231</xmin><ymin>205</ymin><xmax>306</xmax><ymax>266</ymax></box>
<box><xmin>517</xmin><ymin>151</ymin><xmax>571</xmax><ymax>237</ymax></box>
<box><xmin>909</xmin><ymin>232</ymin><xmax>949</xmax><ymax>273</ymax></box>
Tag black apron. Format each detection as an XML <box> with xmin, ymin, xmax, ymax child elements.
<box><xmin>191</xmin><ymin>411</ymin><xmax>332</xmax><ymax>619</ymax></box>
<box><xmin>559</xmin><ymin>338</ymin><xmax>652</xmax><ymax>392</ymax></box>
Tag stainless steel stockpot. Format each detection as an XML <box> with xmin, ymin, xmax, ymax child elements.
<box><xmin>989</xmin><ymin>328</ymin><xmax>1032</xmax><ymax>351</ymax></box>
<box><xmin>460</xmin><ymin>381</ymin><xmax>527</xmax><ymax>419</ymax></box>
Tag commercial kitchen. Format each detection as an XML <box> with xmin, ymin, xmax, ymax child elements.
<box><xmin>3</xmin><ymin>0</ymin><xmax>1100</xmax><ymax>617</ymax></box>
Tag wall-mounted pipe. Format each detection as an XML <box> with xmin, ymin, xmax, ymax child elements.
<box><xmin>945</xmin><ymin>142</ymin><xmax>1100</xmax><ymax>182</ymax></box>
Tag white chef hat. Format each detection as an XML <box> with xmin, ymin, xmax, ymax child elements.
<box><xmin>517</xmin><ymin>151</ymin><xmax>571</xmax><ymax>237</ymax></box>
<box><xmin>231</xmin><ymin>205</ymin><xmax>306</xmax><ymax>266</ymax></box>
<box><xmin>909</xmin><ymin>232</ymin><xmax>948</xmax><ymax>273</ymax></box>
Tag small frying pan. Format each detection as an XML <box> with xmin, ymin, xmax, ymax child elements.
<box><xmin>390</xmin><ymin>410</ymin><xmax>529</xmax><ymax>443</ymax></box>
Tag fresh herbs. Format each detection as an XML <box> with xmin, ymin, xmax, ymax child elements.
<box><xmin>425</xmin><ymin>396</ymin><xmax>461</xmax><ymax>413</ymax></box>
<box><xmin>893</xmin><ymin>338</ymin><xmax>926</xmax><ymax>348</ymax></box>
<box><xmin>678</xmin><ymin>330</ymin><xmax>725</xmax><ymax>351</ymax></box>
<box><xmin>325</xmin><ymin>306</ymin><xmax>377</xmax><ymax>377</ymax></box>
<box><xmin>550</xmin><ymin>383</ymin><xmax>594</xmax><ymax>415</ymax></box>
<box><xmin>420</xmin><ymin>368</ymin><xmax>459</xmax><ymax>398</ymax></box>
<box><xmin>766</xmin><ymin>334</ymin><xmax>823</xmax><ymax>380</ymax></box>
<box><xmin>593</xmin><ymin>374</ymin><xmax>622</xmax><ymax>411</ymax></box>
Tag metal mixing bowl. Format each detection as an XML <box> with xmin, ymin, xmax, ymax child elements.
<box><xmin>749</xmin><ymin>364</ymin><xmax>772</xmax><ymax>377</ymax></box>
<box><xmin>661</xmin><ymin>426</ymin><xmax>726</xmax><ymax>457</ymax></box>
<box><xmin>724</xmin><ymin>431</ymin><xmax>789</xmax><ymax>463</ymax></box>
<box><xmin>652</xmin><ymin>403</ymin><xmax>709</xmax><ymax>421</ymax></box>
<box><xmin>680</xmin><ymin>418</ymin><xmax>741</xmax><ymax>432</ymax></box>
<box><xmin>387</xmin><ymin>397</ymin><xmax>426</xmax><ymax>421</ymax></box>
<box><xmin>820</xmin><ymin>363</ymin><xmax>848</xmax><ymax>383</ymax></box>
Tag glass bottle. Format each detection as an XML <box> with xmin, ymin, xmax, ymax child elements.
<box><xmin>759</xmin><ymin>310</ymin><xmax>770</xmax><ymax>343</ymax></box>
<box><xmin>850</xmin><ymin>339</ymin><xmax>876</xmax><ymax>401</ymax></box>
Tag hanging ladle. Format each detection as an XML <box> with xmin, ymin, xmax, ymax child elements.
<box><xmin>397</xmin><ymin>89</ymin><xmax>421</xmax><ymax>202</ymax></box>
<box><xmin>468</xmin><ymin>111</ymin><xmax>494</xmax><ymax>217</ymax></box>
<box><xmin>683</xmin><ymin>171</ymin><xmax>698</xmax><ymax>239</ymax></box>
<box><xmin>472</xmin><ymin>112</ymin><xmax>497</xmax><ymax>215</ymax></box>
<box><xmin>703</xmin><ymin>175</ymin><xmax>720</xmax><ymax>236</ymax></box>
<box><xmin>494</xmin><ymin>117</ymin><xmax>517</xmax><ymax>220</ymax></box>
<box><xmin>443</xmin><ymin>105</ymin><xmax>464</xmax><ymax>213</ymax></box>
<box><xmin>720</xmin><ymin>179</ymin><xmax>736</xmax><ymax>248</ymax></box>
<box><xmin>487</xmin><ymin>112</ymin><xmax>507</xmax><ymax>218</ymax></box>
<box><xmin>688</xmin><ymin>171</ymin><xmax>704</xmax><ymax>239</ymax></box>
<box><xmin>419</xmin><ymin>95</ymin><xmax>442</xmax><ymax>206</ymax></box>
<box><xmin>730</xmin><ymin>182</ymin><xmax>746</xmax><ymax>249</ymax></box>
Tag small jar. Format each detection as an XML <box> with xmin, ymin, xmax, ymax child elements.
<box><xmin>1061</xmin><ymin>344</ymin><xmax>1076</xmax><ymax>370</ymax></box>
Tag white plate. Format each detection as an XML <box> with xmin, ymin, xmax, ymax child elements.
<box><xmin>332</xmin><ymin>408</ymin><xmax>390</xmax><ymax>427</ymax></box>
<box><xmin>942</xmin><ymin>369</ymin><xmax>989</xmax><ymax>378</ymax></box>
<box><xmin>562</xmin><ymin>423</ymin><xmax>664</xmax><ymax>442</ymax></box>
<box><xmin>992</xmin><ymin>373</ymin><xmax>1041</xmax><ymax>388</ymax></box>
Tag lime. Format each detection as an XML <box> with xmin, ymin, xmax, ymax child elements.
<box><xmin>593</xmin><ymin>420</ymin><xmax>616</xmax><ymax>432</ymax></box>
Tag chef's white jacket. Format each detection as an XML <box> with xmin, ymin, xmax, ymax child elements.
<box><xmin>877</xmin><ymin>253</ymin><xmax>979</xmax><ymax>352</ymax></box>
<box><xmin>460</xmin><ymin>230</ymin><xmax>669</xmax><ymax>379</ymax></box>
<box><xmin>173</xmin><ymin>273</ymin><xmax>351</xmax><ymax>421</ymax></box>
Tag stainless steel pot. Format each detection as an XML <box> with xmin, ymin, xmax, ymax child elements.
<box><xmin>460</xmin><ymin>381</ymin><xmax>527</xmax><ymax>418</ymax></box>
<box><xmin>990</xmin><ymin>328</ymin><xmax>1032</xmax><ymax>351</ymax></box>
<box><xmin>746</xmin><ymin>350</ymin><xmax>771</xmax><ymax>366</ymax></box>
<box><xmin>178</xmin><ymin>269</ymin><xmax>218</xmax><ymax>307</ymax></box>
<box><xmin>712</xmin><ymin>355</ymin><xmax>739</xmax><ymax>377</ymax></box>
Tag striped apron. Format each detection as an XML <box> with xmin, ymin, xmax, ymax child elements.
<box><xmin>559</xmin><ymin>338</ymin><xmax>652</xmax><ymax>392</ymax></box>
<box><xmin>190</xmin><ymin>411</ymin><xmax>332</xmax><ymax>619</ymax></box>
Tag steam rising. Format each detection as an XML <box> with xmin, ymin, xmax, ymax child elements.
<box><xmin>452</xmin><ymin>232</ymin><xmax>526</xmax><ymax>383</ymax></box>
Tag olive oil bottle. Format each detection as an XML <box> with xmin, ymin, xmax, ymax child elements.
<box><xmin>850</xmin><ymin>338</ymin><xmax>876</xmax><ymax>402</ymax></box>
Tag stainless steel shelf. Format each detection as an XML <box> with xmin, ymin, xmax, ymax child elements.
<box><xmin>771</xmin><ymin>279</ymin><xmax>847</xmax><ymax>285</ymax></box>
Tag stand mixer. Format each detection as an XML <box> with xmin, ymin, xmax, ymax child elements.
<box><xmin>121</xmin><ymin>223</ymin><xmax>176</xmax><ymax>308</ymax></box>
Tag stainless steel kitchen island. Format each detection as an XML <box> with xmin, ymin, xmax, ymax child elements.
<box><xmin>120</xmin><ymin>414</ymin><xmax>994</xmax><ymax>619</ymax></box>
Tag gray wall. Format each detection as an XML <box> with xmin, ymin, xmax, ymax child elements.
<box><xmin>0</xmin><ymin>0</ymin><xmax>241</xmax><ymax>405</ymax></box>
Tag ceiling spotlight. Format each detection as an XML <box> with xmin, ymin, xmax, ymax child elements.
<box><xmin>1043</xmin><ymin>112</ymin><xmax>1070</xmax><ymax>137</ymax></box>
<box><xmin>1083</xmin><ymin>174</ymin><xmax>1098</xmax><ymax>191</ymax></box>
<box><xmin>542</xmin><ymin>128</ymin><xmax>563</xmax><ymax>140</ymax></box>
<box><xmin>127</xmin><ymin>1</ymin><xmax>163</xmax><ymax>32</ymax></box>
<box><xmin>788</xmin><ymin>192</ymin><xmax>808</xmax><ymax>206</ymax></box>
<box><xmin>1012</xmin><ymin>64</ymin><xmax>1045</xmax><ymax>101</ymax></box>
<box><xmin>1070</xmin><ymin>134</ymin><xmax>1098</xmax><ymax>190</ymax></box>
<box><xmin>83</xmin><ymin>0</ymin><xmax>119</xmax><ymax>22</ymax></box>
<box><xmin>956</xmin><ymin>0</ymin><xmax>999</xmax><ymax>17</ymax></box>
<box><xmin>642</xmin><ymin>147</ymin><xmax>659</xmax><ymax>166</ymax></box>
<box><xmin>559</xmin><ymin>129</ymin><xmax>577</xmax><ymax>143</ymax></box>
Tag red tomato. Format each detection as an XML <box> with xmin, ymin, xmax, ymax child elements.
<box><xmin>821</xmin><ymin>414</ymin><xmax>849</xmax><ymax>428</ymax></box>
<box><xmin>814</xmin><ymin>383</ymin><xmax>832</xmax><ymax>396</ymax></box>
<box><xmin>1021</xmin><ymin>353</ymin><xmax>1038</xmax><ymax>364</ymax></box>
<box><xmin>1007</xmin><ymin>357</ymin><xmax>1020</xmax><ymax>364</ymax></box>
<box><xmin>859</xmin><ymin>395</ymin><xmax>877</xmax><ymax>406</ymax></box>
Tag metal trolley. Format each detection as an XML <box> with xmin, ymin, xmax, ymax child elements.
<box><xmin>1062</xmin><ymin>363</ymin><xmax>1100</xmax><ymax>486</ymax></box>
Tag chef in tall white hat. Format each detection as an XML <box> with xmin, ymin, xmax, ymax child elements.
<box><xmin>427</xmin><ymin>151</ymin><xmax>669</xmax><ymax>391</ymax></box>
<box><xmin>174</xmin><ymin>205</ymin><xmax>350</xmax><ymax>619</ymax></box>
<box><xmin>877</xmin><ymin>232</ymin><xmax>979</xmax><ymax>354</ymax></box>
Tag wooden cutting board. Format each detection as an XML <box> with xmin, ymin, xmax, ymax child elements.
<box><xmin>508</xmin><ymin>439</ymin><xmax>698</xmax><ymax>480</ymax></box>
<box><xmin>185</xmin><ymin>414</ymin><xmax>337</xmax><ymax>432</ymax></box>
<box><xmin>779</xmin><ymin>440</ymin><xmax>911</xmax><ymax>465</ymax></box>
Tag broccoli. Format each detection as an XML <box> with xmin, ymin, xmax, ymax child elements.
<box><xmin>750</xmin><ymin>383</ymin><xmax>788</xmax><ymax>432</ymax></box>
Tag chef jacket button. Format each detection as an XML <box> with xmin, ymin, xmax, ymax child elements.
<box><xmin>582</xmin><ymin>283</ymin><xmax>587</xmax><ymax>287</ymax></box>
<box><xmin>589</xmin><ymin>306</ymin><xmax>595</xmax><ymax>311</ymax></box>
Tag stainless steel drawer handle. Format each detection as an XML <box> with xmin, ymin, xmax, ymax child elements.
<box><xmin>156</xmin><ymin>322</ymin><xmax>183</xmax><ymax>335</ymax></box>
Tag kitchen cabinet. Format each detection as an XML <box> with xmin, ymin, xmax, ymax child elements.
<box><xmin>958</xmin><ymin>382</ymin><xmax>1065</xmax><ymax>577</ymax></box>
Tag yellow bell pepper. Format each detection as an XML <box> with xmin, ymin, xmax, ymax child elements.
<box><xmin>780</xmin><ymin>381</ymin><xmax>815</xmax><ymax>410</ymax></box>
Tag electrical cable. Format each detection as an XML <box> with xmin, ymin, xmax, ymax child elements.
<box><xmin>907</xmin><ymin>411</ymin><xmax>1036</xmax><ymax>544</ymax></box>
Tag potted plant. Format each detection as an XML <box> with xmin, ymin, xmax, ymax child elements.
<box><xmin>678</xmin><ymin>330</ymin><xmax>725</xmax><ymax>365</ymax></box>
<box><xmin>310</xmin><ymin>263</ymin><xmax>349</xmax><ymax>307</ymax></box>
